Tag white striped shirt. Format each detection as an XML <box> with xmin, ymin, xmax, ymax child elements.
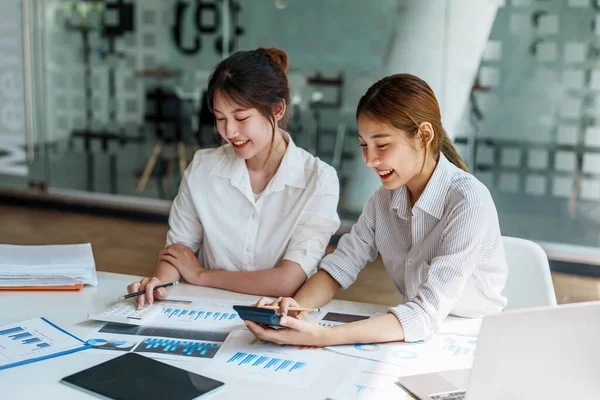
<box><xmin>321</xmin><ymin>153</ymin><xmax>508</xmax><ymax>342</ymax></box>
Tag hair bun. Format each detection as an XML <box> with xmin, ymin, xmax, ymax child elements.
<box><xmin>257</xmin><ymin>47</ymin><xmax>289</xmax><ymax>72</ymax></box>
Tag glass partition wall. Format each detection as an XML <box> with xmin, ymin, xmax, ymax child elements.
<box><xmin>461</xmin><ymin>0</ymin><xmax>600</xmax><ymax>248</ymax></box>
<box><xmin>19</xmin><ymin>0</ymin><xmax>399</xmax><ymax>205</ymax></box>
<box><xmin>6</xmin><ymin>0</ymin><xmax>600</xmax><ymax>254</ymax></box>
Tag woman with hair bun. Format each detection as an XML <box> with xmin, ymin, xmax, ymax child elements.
<box><xmin>127</xmin><ymin>48</ymin><xmax>341</xmax><ymax>307</ymax></box>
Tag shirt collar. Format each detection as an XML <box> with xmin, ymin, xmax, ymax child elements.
<box><xmin>390</xmin><ymin>153</ymin><xmax>453</xmax><ymax>220</ymax></box>
<box><xmin>267</xmin><ymin>133</ymin><xmax>306</xmax><ymax>193</ymax></box>
<box><xmin>390</xmin><ymin>185</ymin><xmax>411</xmax><ymax>220</ymax></box>
<box><xmin>208</xmin><ymin>132</ymin><xmax>306</xmax><ymax>194</ymax></box>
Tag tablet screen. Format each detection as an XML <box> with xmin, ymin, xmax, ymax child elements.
<box><xmin>62</xmin><ymin>353</ymin><xmax>224</xmax><ymax>400</ymax></box>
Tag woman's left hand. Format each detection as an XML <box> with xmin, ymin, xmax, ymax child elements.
<box><xmin>245</xmin><ymin>316</ymin><xmax>330</xmax><ymax>347</ymax></box>
<box><xmin>160</xmin><ymin>243</ymin><xmax>207</xmax><ymax>283</ymax></box>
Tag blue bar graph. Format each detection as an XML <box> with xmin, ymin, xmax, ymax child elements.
<box><xmin>0</xmin><ymin>326</ymin><xmax>24</xmax><ymax>336</ymax></box>
<box><xmin>160</xmin><ymin>307</ymin><xmax>241</xmax><ymax>323</ymax></box>
<box><xmin>240</xmin><ymin>354</ymin><xmax>257</xmax><ymax>365</ymax></box>
<box><xmin>252</xmin><ymin>356</ymin><xmax>268</xmax><ymax>366</ymax></box>
<box><xmin>226</xmin><ymin>352</ymin><xmax>306</xmax><ymax>373</ymax></box>
<box><xmin>1</xmin><ymin>326</ymin><xmax>50</xmax><ymax>350</ymax></box>
<box><xmin>290</xmin><ymin>361</ymin><xmax>306</xmax><ymax>372</ymax></box>
<box><xmin>9</xmin><ymin>332</ymin><xmax>33</xmax><ymax>340</ymax></box>
<box><xmin>134</xmin><ymin>337</ymin><xmax>220</xmax><ymax>358</ymax></box>
<box><xmin>276</xmin><ymin>360</ymin><xmax>292</xmax><ymax>371</ymax></box>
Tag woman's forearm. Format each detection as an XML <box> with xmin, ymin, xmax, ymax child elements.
<box><xmin>293</xmin><ymin>270</ymin><xmax>340</xmax><ymax>309</ymax></box>
<box><xmin>154</xmin><ymin>259</ymin><xmax>182</xmax><ymax>283</ymax></box>
<box><xmin>326</xmin><ymin>313</ymin><xmax>405</xmax><ymax>345</ymax></box>
<box><xmin>195</xmin><ymin>260</ymin><xmax>307</xmax><ymax>297</ymax></box>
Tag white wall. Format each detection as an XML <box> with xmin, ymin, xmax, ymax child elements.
<box><xmin>385</xmin><ymin>0</ymin><xmax>500</xmax><ymax>139</ymax></box>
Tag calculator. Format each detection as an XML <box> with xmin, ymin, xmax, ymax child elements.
<box><xmin>87</xmin><ymin>302</ymin><xmax>162</xmax><ymax>325</ymax></box>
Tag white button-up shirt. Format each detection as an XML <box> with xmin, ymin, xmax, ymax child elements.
<box><xmin>320</xmin><ymin>153</ymin><xmax>508</xmax><ymax>342</ymax></box>
<box><xmin>166</xmin><ymin>135</ymin><xmax>341</xmax><ymax>276</ymax></box>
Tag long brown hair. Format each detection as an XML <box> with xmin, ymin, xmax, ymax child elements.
<box><xmin>356</xmin><ymin>73</ymin><xmax>468</xmax><ymax>172</ymax></box>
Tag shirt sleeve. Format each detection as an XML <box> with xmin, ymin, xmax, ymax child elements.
<box><xmin>319</xmin><ymin>193</ymin><xmax>379</xmax><ymax>288</ymax></box>
<box><xmin>283</xmin><ymin>166</ymin><xmax>341</xmax><ymax>276</ymax></box>
<box><xmin>388</xmin><ymin>201</ymin><xmax>497</xmax><ymax>342</ymax></box>
<box><xmin>166</xmin><ymin>164</ymin><xmax>204</xmax><ymax>253</ymax></box>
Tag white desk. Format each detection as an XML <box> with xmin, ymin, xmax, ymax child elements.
<box><xmin>0</xmin><ymin>272</ymin><xmax>401</xmax><ymax>399</ymax></box>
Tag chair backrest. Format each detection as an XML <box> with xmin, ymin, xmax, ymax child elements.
<box><xmin>501</xmin><ymin>236</ymin><xmax>557</xmax><ymax>309</ymax></box>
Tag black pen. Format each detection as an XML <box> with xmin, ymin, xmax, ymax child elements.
<box><xmin>118</xmin><ymin>281</ymin><xmax>179</xmax><ymax>300</ymax></box>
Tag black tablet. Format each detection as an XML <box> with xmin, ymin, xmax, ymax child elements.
<box><xmin>61</xmin><ymin>353</ymin><xmax>224</xmax><ymax>399</ymax></box>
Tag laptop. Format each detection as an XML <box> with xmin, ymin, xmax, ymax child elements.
<box><xmin>397</xmin><ymin>301</ymin><xmax>600</xmax><ymax>400</ymax></box>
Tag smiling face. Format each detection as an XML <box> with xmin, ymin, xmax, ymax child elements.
<box><xmin>213</xmin><ymin>90</ymin><xmax>277</xmax><ymax>160</ymax></box>
<box><xmin>357</xmin><ymin>113</ymin><xmax>426</xmax><ymax>190</ymax></box>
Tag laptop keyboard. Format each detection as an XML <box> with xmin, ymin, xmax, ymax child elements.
<box><xmin>429</xmin><ymin>390</ymin><xmax>466</xmax><ymax>400</ymax></box>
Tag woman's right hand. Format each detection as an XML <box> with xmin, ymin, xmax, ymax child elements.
<box><xmin>255</xmin><ymin>297</ymin><xmax>309</xmax><ymax>320</ymax></box>
<box><xmin>127</xmin><ymin>277</ymin><xmax>168</xmax><ymax>309</ymax></box>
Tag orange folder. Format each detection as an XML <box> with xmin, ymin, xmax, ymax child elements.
<box><xmin>0</xmin><ymin>284</ymin><xmax>83</xmax><ymax>291</ymax></box>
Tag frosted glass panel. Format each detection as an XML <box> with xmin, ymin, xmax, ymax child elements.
<box><xmin>471</xmin><ymin>2</ymin><xmax>600</xmax><ymax>248</ymax></box>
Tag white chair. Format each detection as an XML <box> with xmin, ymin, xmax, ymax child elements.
<box><xmin>501</xmin><ymin>236</ymin><xmax>557</xmax><ymax>309</ymax></box>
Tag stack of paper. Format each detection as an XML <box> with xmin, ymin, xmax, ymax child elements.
<box><xmin>0</xmin><ymin>243</ymin><xmax>98</xmax><ymax>289</ymax></box>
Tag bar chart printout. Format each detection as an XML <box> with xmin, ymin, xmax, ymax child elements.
<box><xmin>151</xmin><ymin>300</ymin><xmax>245</xmax><ymax>331</ymax></box>
<box><xmin>134</xmin><ymin>337</ymin><xmax>221</xmax><ymax>359</ymax></box>
<box><xmin>160</xmin><ymin>308</ymin><xmax>239</xmax><ymax>322</ymax></box>
<box><xmin>88</xmin><ymin>323</ymin><xmax>230</xmax><ymax>360</ymax></box>
<box><xmin>0</xmin><ymin>318</ymin><xmax>89</xmax><ymax>370</ymax></box>
<box><xmin>214</xmin><ymin>330</ymin><xmax>334</xmax><ymax>388</ymax></box>
<box><xmin>0</xmin><ymin>326</ymin><xmax>50</xmax><ymax>349</ymax></box>
<box><xmin>227</xmin><ymin>352</ymin><xmax>307</xmax><ymax>372</ymax></box>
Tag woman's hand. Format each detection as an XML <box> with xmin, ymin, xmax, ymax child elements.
<box><xmin>127</xmin><ymin>277</ymin><xmax>168</xmax><ymax>309</ymax></box>
<box><xmin>160</xmin><ymin>244</ymin><xmax>207</xmax><ymax>284</ymax></box>
<box><xmin>245</xmin><ymin>316</ymin><xmax>330</xmax><ymax>347</ymax></box>
<box><xmin>255</xmin><ymin>296</ymin><xmax>309</xmax><ymax>320</ymax></box>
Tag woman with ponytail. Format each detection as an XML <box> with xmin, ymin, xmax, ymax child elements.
<box><xmin>127</xmin><ymin>48</ymin><xmax>340</xmax><ymax>306</ymax></box>
<box><xmin>249</xmin><ymin>74</ymin><xmax>508</xmax><ymax>345</ymax></box>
